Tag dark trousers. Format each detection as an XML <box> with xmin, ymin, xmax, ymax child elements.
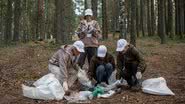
<box><xmin>121</xmin><ymin>63</ymin><xmax>139</xmax><ymax>87</ymax></box>
<box><xmin>95</xmin><ymin>63</ymin><xmax>114</xmax><ymax>85</ymax></box>
<box><xmin>78</xmin><ymin>47</ymin><xmax>97</xmax><ymax>68</ymax></box>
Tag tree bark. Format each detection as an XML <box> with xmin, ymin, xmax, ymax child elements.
<box><xmin>4</xmin><ymin>0</ymin><xmax>13</xmax><ymax>44</ymax></box>
<box><xmin>85</xmin><ymin>0</ymin><xmax>91</xmax><ymax>10</ymax></box>
<box><xmin>147</xmin><ymin>0</ymin><xmax>152</xmax><ymax>36</ymax></box>
<box><xmin>56</xmin><ymin>0</ymin><xmax>73</xmax><ymax>44</ymax></box>
<box><xmin>102</xmin><ymin>0</ymin><xmax>108</xmax><ymax>39</ymax></box>
<box><xmin>179</xmin><ymin>0</ymin><xmax>184</xmax><ymax>38</ymax></box>
<box><xmin>175</xmin><ymin>0</ymin><xmax>180</xmax><ymax>37</ymax></box>
<box><xmin>151</xmin><ymin>0</ymin><xmax>155</xmax><ymax>36</ymax></box>
<box><xmin>167</xmin><ymin>0</ymin><xmax>174</xmax><ymax>39</ymax></box>
<box><xmin>136</xmin><ymin>0</ymin><xmax>139</xmax><ymax>37</ymax></box>
<box><xmin>119</xmin><ymin>0</ymin><xmax>127</xmax><ymax>39</ymax></box>
<box><xmin>130</xmin><ymin>0</ymin><xmax>136</xmax><ymax>46</ymax></box>
<box><xmin>0</xmin><ymin>0</ymin><xmax>3</xmax><ymax>42</ymax></box>
<box><xmin>91</xmin><ymin>0</ymin><xmax>98</xmax><ymax>19</ymax></box>
<box><xmin>158</xmin><ymin>0</ymin><xmax>166</xmax><ymax>44</ymax></box>
<box><xmin>13</xmin><ymin>0</ymin><xmax>21</xmax><ymax>41</ymax></box>
<box><xmin>140</xmin><ymin>0</ymin><xmax>145</xmax><ymax>37</ymax></box>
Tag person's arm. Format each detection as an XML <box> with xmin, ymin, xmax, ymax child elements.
<box><xmin>76</xmin><ymin>21</ymin><xmax>86</xmax><ymax>39</ymax></box>
<box><xmin>58</xmin><ymin>53</ymin><xmax>69</xmax><ymax>82</ymax></box>
<box><xmin>93</xmin><ymin>21</ymin><xmax>101</xmax><ymax>39</ymax></box>
<box><xmin>132</xmin><ymin>47</ymin><xmax>146</xmax><ymax>73</ymax></box>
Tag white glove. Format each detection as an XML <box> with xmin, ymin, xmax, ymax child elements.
<box><xmin>63</xmin><ymin>81</ymin><xmax>69</xmax><ymax>91</ymax></box>
<box><xmin>136</xmin><ymin>72</ymin><xmax>142</xmax><ymax>79</ymax></box>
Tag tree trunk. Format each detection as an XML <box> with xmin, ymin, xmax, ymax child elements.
<box><xmin>147</xmin><ymin>0</ymin><xmax>152</xmax><ymax>36</ymax></box>
<box><xmin>56</xmin><ymin>0</ymin><xmax>73</xmax><ymax>44</ymax></box>
<box><xmin>136</xmin><ymin>0</ymin><xmax>139</xmax><ymax>37</ymax></box>
<box><xmin>53</xmin><ymin>0</ymin><xmax>57</xmax><ymax>39</ymax></box>
<box><xmin>158</xmin><ymin>0</ymin><xmax>166</xmax><ymax>44</ymax></box>
<box><xmin>102</xmin><ymin>0</ymin><xmax>108</xmax><ymax>39</ymax></box>
<box><xmin>179</xmin><ymin>0</ymin><xmax>184</xmax><ymax>38</ymax></box>
<box><xmin>91</xmin><ymin>0</ymin><xmax>98</xmax><ymax>19</ymax></box>
<box><xmin>126</xmin><ymin>0</ymin><xmax>131</xmax><ymax>36</ymax></box>
<box><xmin>167</xmin><ymin>0</ymin><xmax>174</xmax><ymax>39</ymax></box>
<box><xmin>0</xmin><ymin>0</ymin><xmax>3</xmax><ymax>42</ymax></box>
<box><xmin>151</xmin><ymin>0</ymin><xmax>155</xmax><ymax>36</ymax></box>
<box><xmin>112</xmin><ymin>0</ymin><xmax>120</xmax><ymax>37</ymax></box>
<box><xmin>119</xmin><ymin>0</ymin><xmax>127</xmax><ymax>39</ymax></box>
<box><xmin>130</xmin><ymin>0</ymin><xmax>136</xmax><ymax>46</ymax></box>
<box><xmin>13</xmin><ymin>0</ymin><xmax>21</xmax><ymax>41</ymax></box>
<box><xmin>36</xmin><ymin>0</ymin><xmax>39</xmax><ymax>39</ymax></box>
<box><xmin>4</xmin><ymin>0</ymin><xmax>13</xmax><ymax>44</ymax></box>
<box><xmin>175</xmin><ymin>0</ymin><xmax>180</xmax><ymax>37</ymax></box>
<box><xmin>140</xmin><ymin>0</ymin><xmax>145</xmax><ymax>37</ymax></box>
<box><xmin>85</xmin><ymin>0</ymin><xmax>91</xmax><ymax>10</ymax></box>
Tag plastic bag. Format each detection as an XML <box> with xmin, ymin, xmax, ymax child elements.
<box><xmin>22</xmin><ymin>84</ymin><xmax>55</xmax><ymax>100</ymax></box>
<box><xmin>33</xmin><ymin>73</ymin><xmax>55</xmax><ymax>87</ymax></box>
<box><xmin>97</xmin><ymin>90</ymin><xmax>115</xmax><ymax>98</ymax></box>
<box><xmin>77</xmin><ymin>68</ymin><xmax>93</xmax><ymax>88</ymax></box>
<box><xmin>108</xmin><ymin>70</ymin><xmax>117</xmax><ymax>85</ymax></box>
<box><xmin>64</xmin><ymin>91</ymin><xmax>92</xmax><ymax>101</ymax></box>
<box><xmin>142</xmin><ymin>77</ymin><xmax>175</xmax><ymax>96</ymax></box>
<box><xmin>22</xmin><ymin>73</ymin><xmax>65</xmax><ymax>100</ymax></box>
<box><xmin>100</xmin><ymin>80</ymin><xmax>121</xmax><ymax>92</ymax></box>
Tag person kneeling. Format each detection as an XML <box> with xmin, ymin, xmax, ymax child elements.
<box><xmin>89</xmin><ymin>45</ymin><xmax>115</xmax><ymax>86</ymax></box>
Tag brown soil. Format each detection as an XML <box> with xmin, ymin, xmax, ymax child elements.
<box><xmin>0</xmin><ymin>38</ymin><xmax>185</xmax><ymax>104</ymax></box>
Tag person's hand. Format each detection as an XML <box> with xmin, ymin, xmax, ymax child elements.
<box><xmin>88</xmin><ymin>26</ymin><xmax>95</xmax><ymax>34</ymax></box>
<box><xmin>63</xmin><ymin>81</ymin><xmax>69</xmax><ymax>91</ymax></box>
<box><xmin>136</xmin><ymin>72</ymin><xmax>142</xmax><ymax>79</ymax></box>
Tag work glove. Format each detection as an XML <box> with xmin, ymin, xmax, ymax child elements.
<box><xmin>136</xmin><ymin>71</ymin><xmax>142</xmax><ymax>79</ymax></box>
<box><xmin>63</xmin><ymin>81</ymin><xmax>69</xmax><ymax>91</ymax></box>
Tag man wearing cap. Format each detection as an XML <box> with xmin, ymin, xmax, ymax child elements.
<box><xmin>89</xmin><ymin>45</ymin><xmax>115</xmax><ymax>85</ymax></box>
<box><xmin>116</xmin><ymin>39</ymin><xmax>146</xmax><ymax>89</ymax></box>
<box><xmin>48</xmin><ymin>40</ymin><xmax>85</xmax><ymax>92</ymax></box>
<box><xmin>76</xmin><ymin>9</ymin><xmax>101</xmax><ymax>69</ymax></box>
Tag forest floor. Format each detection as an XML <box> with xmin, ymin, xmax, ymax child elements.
<box><xmin>0</xmin><ymin>36</ymin><xmax>185</xmax><ymax>104</ymax></box>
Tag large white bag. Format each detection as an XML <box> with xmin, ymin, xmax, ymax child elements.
<box><xmin>142</xmin><ymin>77</ymin><xmax>175</xmax><ymax>95</ymax></box>
<box><xmin>77</xmin><ymin>68</ymin><xmax>93</xmax><ymax>88</ymax></box>
<box><xmin>22</xmin><ymin>84</ymin><xmax>55</xmax><ymax>100</ymax></box>
<box><xmin>22</xmin><ymin>73</ymin><xmax>65</xmax><ymax>100</ymax></box>
<box><xmin>108</xmin><ymin>70</ymin><xmax>117</xmax><ymax>85</ymax></box>
<box><xmin>33</xmin><ymin>73</ymin><xmax>55</xmax><ymax>87</ymax></box>
<box><xmin>64</xmin><ymin>91</ymin><xmax>92</xmax><ymax>101</ymax></box>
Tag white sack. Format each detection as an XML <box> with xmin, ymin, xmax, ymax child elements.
<box><xmin>77</xmin><ymin>68</ymin><xmax>93</xmax><ymax>88</ymax></box>
<box><xmin>142</xmin><ymin>77</ymin><xmax>175</xmax><ymax>96</ymax></box>
<box><xmin>22</xmin><ymin>73</ymin><xmax>65</xmax><ymax>100</ymax></box>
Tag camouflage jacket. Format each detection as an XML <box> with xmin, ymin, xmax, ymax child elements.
<box><xmin>76</xmin><ymin>20</ymin><xmax>101</xmax><ymax>47</ymax></box>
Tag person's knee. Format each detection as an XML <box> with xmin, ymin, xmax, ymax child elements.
<box><xmin>105</xmin><ymin>63</ymin><xmax>113</xmax><ymax>69</ymax></box>
<box><xmin>96</xmin><ymin>65</ymin><xmax>105</xmax><ymax>73</ymax></box>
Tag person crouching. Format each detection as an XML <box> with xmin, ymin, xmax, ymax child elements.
<box><xmin>88</xmin><ymin>45</ymin><xmax>115</xmax><ymax>86</ymax></box>
<box><xmin>116</xmin><ymin>39</ymin><xmax>147</xmax><ymax>90</ymax></box>
<box><xmin>48</xmin><ymin>40</ymin><xmax>85</xmax><ymax>92</ymax></box>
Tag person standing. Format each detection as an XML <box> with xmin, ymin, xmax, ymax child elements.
<box><xmin>76</xmin><ymin>9</ymin><xmax>101</xmax><ymax>68</ymax></box>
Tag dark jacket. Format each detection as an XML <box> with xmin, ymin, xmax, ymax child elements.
<box><xmin>117</xmin><ymin>44</ymin><xmax>146</xmax><ymax>78</ymax></box>
<box><xmin>88</xmin><ymin>53</ymin><xmax>115</xmax><ymax>79</ymax></box>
